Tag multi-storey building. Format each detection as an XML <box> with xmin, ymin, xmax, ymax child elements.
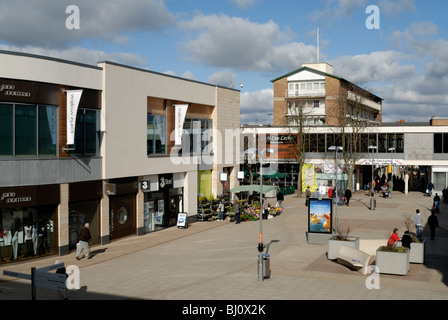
<box><xmin>271</xmin><ymin>63</ymin><xmax>383</xmax><ymax>127</ymax></box>
<box><xmin>0</xmin><ymin>50</ymin><xmax>240</xmax><ymax>263</ymax></box>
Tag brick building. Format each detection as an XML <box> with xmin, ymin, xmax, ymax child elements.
<box><xmin>271</xmin><ymin>63</ymin><xmax>383</xmax><ymax>127</ymax></box>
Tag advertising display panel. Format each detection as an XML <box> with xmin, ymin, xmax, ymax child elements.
<box><xmin>308</xmin><ymin>198</ymin><xmax>332</xmax><ymax>234</ymax></box>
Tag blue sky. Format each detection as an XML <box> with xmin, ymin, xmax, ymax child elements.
<box><xmin>1</xmin><ymin>0</ymin><xmax>447</xmax><ymax>124</ymax></box>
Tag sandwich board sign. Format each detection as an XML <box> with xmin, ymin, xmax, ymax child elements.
<box><xmin>177</xmin><ymin>213</ymin><xmax>187</xmax><ymax>228</ymax></box>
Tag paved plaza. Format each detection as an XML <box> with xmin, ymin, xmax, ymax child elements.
<box><xmin>1</xmin><ymin>190</ymin><xmax>447</xmax><ymax>304</ymax></box>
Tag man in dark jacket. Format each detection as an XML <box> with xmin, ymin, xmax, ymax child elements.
<box><xmin>76</xmin><ymin>223</ymin><xmax>92</xmax><ymax>260</ymax></box>
<box><xmin>428</xmin><ymin>211</ymin><xmax>439</xmax><ymax>240</ymax></box>
<box><xmin>344</xmin><ymin>188</ymin><xmax>352</xmax><ymax>206</ymax></box>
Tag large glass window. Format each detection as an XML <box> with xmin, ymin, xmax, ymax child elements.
<box><xmin>15</xmin><ymin>104</ymin><xmax>37</xmax><ymax>156</ymax></box>
<box><xmin>38</xmin><ymin>106</ymin><xmax>57</xmax><ymax>156</ymax></box>
<box><xmin>147</xmin><ymin>115</ymin><xmax>166</xmax><ymax>155</ymax></box>
<box><xmin>73</xmin><ymin>109</ymin><xmax>100</xmax><ymax>156</ymax></box>
<box><xmin>0</xmin><ymin>104</ymin><xmax>13</xmax><ymax>156</ymax></box>
<box><xmin>0</xmin><ymin>103</ymin><xmax>58</xmax><ymax>157</ymax></box>
<box><xmin>434</xmin><ymin>133</ymin><xmax>443</xmax><ymax>153</ymax></box>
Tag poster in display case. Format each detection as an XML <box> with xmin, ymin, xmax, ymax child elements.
<box><xmin>308</xmin><ymin>198</ymin><xmax>332</xmax><ymax>234</ymax></box>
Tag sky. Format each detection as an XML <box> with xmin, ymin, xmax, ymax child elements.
<box><xmin>1</xmin><ymin>0</ymin><xmax>447</xmax><ymax>124</ymax></box>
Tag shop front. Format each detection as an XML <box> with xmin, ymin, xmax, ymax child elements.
<box><xmin>109</xmin><ymin>177</ymin><xmax>138</xmax><ymax>241</ymax></box>
<box><xmin>69</xmin><ymin>180</ymin><xmax>102</xmax><ymax>251</ymax></box>
<box><xmin>0</xmin><ymin>184</ymin><xmax>59</xmax><ymax>263</ymax></box>
<box><xmin>143</xmin><ymin>173</ymin><xmax>184</xmax><ymax>233</ymax></box>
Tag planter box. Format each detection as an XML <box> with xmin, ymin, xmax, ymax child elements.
<box><xmin>396</xmin><ymin>240</ymin><xmax>425</xmax><ymax>263</ymax></box>
<box><xmin>327</xmin><ymin>236</ymin><xmax>360</xmax><ymax>260</ymax></box>
<box><xmin>375</xmin><ymin>247</ymin><xmax>410</xmax><ymax>275</ymax></box>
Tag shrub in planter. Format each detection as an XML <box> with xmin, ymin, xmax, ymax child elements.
<box><xmin>376</xmin><ymin>246</ymin><xmax>410</xmax><ymax>275</ymax></box>
<box><xmin>327</xmin><ymin>226</ymin><xmax>359</xmax><ymax>260</ymax></box>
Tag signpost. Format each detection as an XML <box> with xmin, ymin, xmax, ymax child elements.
<box><xmin>3</xmin><ymin>262</ymin><xmax>67</xmax><ymax>300</ymax></box>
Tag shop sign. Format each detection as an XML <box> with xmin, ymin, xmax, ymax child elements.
<box><xmin>140</xmin><ymin>180</ymin><xmax>151</xmax><ymax>192</ymax></box>
<box><xmin>159</xmin><ymin>174</ymin><xmax>173</xmax><ymax>190</ymax></box>
<box><xmin>0</xmin><ymin>83</ymin><xmax>31</xmax><ymax>98</ymax></box>
<box><xmin>1</xmin><ymin>192</ymin><xmax>32</xmax><ymax>204</ymax></box>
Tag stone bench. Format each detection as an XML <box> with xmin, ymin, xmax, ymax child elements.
<box><xmin>336</xmin><ymin>245</ymin><xmax>371</xmax><ymax>275</ymax></box>
<box><xmin>359</xmin><ymin>239</ymin><xmax>388</xmax><ymax>257</ymax></box>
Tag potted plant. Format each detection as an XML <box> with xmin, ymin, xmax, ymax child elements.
<box><xmin>327</xmin><ymin>226</ymin><xmax>360</xmax><ymax>260</ymax></box>
<box><xmin>375</xmin><ymin>245</ymin><xmax>410</xmax><ymax>275</ymax></box>
<box><xmin>400</xmin><ymin>215</ymin><xmax>425</xmax><ymax>263</ymax></box>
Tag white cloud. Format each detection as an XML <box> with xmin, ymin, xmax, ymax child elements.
<box><xmin>378</xmin><ymin>0</ymin><xmax>416</xmax><ymax>15</ymax></box>
<box><xmin>240</xmin><ymin>88</ymin><xmax>273</xmax><ymax>124</ymax></box>
<box><xmin>229</xmin><ymin>0</ymin><xmax>257</xmax><ymax>10</ymax></box>
<box><xmin>0</xmin><ymin>0</ymin><xmax>175</xmax><ymax>48</ymax></box>
<box><xmin>178</xmin><ymin>14</ymin><xmax>316</xmax><ymax>73</ymax></box>
<box><xmin>207</xmin><ymin>70</ymin><xmax>238</xmax><ymax>87</ymax></box>
<box><xmin>0</xmin><ymin>44</ymin><xmax>147</xmax><ymax>68</ymax></box>
<box><xmin>333</xmin><ymin>51</ymin><xmax>415</xmax><ymax>84</ymax></box>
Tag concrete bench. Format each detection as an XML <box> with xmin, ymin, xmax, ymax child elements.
<box><xmin>359</xmin><ymin>239</ymin><xmax>388</xmax><ymax>257</ymax></box>
<box><xmin>336</xmin><ymin>246</ymin><xmax>371</xmax><ymax>275</ymax></box>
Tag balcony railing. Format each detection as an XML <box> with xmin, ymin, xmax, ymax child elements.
<box><xmin>286</xmin><ymin>89</ymin><xmax>326</xmax><ymax>98</ymax></box>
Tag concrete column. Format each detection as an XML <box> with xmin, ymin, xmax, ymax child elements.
<box><xmin>184</xmin><ymin>170</ymin><xmax>198</xmax><ymax>221</ymax></box>
<box><xmin>136</xmin><ymin>187</ymin><xmax>144</xmax><ymax>235</ymax></box>
<box><xmin>100</xmin><ymin>181</ymin><xmax>110</xmax><ymax>245</ymax></box>
<box><xmin>58</xmin><ymin>184</ymin><xmax>69</xmax><ymax>256</ymax></box>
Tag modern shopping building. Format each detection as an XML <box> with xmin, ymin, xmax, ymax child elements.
<box><xmin>242</xmin><ymin>122</ymin><xmax>448</xmax><ymax>195</ymax></box>
<box><xmin>0</xmin><ymin>50</ymin><xmax>240</xmax><ymax>263</ymax></box>
<box><xmin>242</xmin><ymin>63</ymin><xmax>448</xmax><ymax>197</ymax></box>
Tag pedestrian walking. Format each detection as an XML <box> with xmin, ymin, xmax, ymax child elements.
<box><xmin>427</xmin><ymin>180</ymin><xmax>434</xmax><ymax>197</ymax></box>
<box><xmin>337</xmin><ymin>188</ymin><xmax>344</xmax><ymax>206</ymax></box>
<box><xmin>233</xmin><ymin>200</ymin><xmax>240</xmax><ymax>224</ymax></box>
<box><xmin>218</xmin><ymin>200</ymin><xmax>225</xmax><ymax>221</ymax></box>
<box><xmin>428</xmin><ymin>210</ymin><xmax>439</xmax><ymax>240</ymax></box>
<box><xmin>276</xmin><ymin>190</ymin><xmax>284</xmax><ymax>208</ymax></box>
<box><xmin>76</xmin><ymin>223</ymin><xmax>92</xmax><ymax>260</ymax></box>
<box><xmin>414</xmin><ymin>209</ymin><xmax>423</xmax><ymax>239</ymax></box>
<box><xmin>262</xmin><ymin>197</ymin><xmax>270</xmax><ymax>219</ymax></box>
<box><xmin>305</xmin><ymin>187</ymin><xmax>311</xmax><ymax>206</ymax></box>
<box><xmin>344</xmin><ymin>188</ymin><xmax>352</xmax><ymax>206</ymax></box>
<box><xmin>433</xmin><ymin>193</ymin><xmax>440</xmax><ymax>213</ymax></box>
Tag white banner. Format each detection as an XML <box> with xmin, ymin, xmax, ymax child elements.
<box><xmin>174</xmin><ymin>104</ymin><xmax>189</xmax><ymax>146</ymax></box>
<box><xmin>66</xmin><ymin>90</ymin><xmax>83</xmax><ymax>145</ymax></box>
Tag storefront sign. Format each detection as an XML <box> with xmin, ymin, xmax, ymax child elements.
<box><xmin>66</xmin><ymin>89</ymin><xmax>83</xmax><ymax>145</ymax></box>
<box><xmin>159</xmin><ymin>174</ymin><xmax>173</xmax><ymax>190</ymax></box>
<box><xmin>1</xmin><ymin>192</ymin><xmax>32</xmax><ymax>204</ymax></box>
<box><xmin>140</xmin><ymin>180</ymin><xmax>151</xmax><ymax>192</ymax></box>
<box><xmin>0</xmin><ymin>83</ymin><xmax>31</xmax><ymax>98</ymax></box>
<box><xmin>0</xmin><ymin>185</ymin><xmax>59</xmax><ymax>209</ymax></box>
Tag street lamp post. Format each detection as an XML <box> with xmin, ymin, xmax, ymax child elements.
<box><xmin>368</xmin><ymin>145</ymin><xmax>377</xmax><ymax>211</ymax></box>
<box><xmin>328</xmin><ymin>146</ymin><xmax>343</xmax><ymax>232</ymax></box>
<box><xmin>388</xmin><ymin>147</ymin><xmax>396</xmax><ymax>199</ymax></box>
<box><xmin>258</xmin><ymin>148</ymin><xmax>275</xmax><ymax>282</ymax></box>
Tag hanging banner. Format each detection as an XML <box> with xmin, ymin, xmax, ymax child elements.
<box><xmin>174</xmin><ymin>104</ymin><xmax>189</xmax><ymax>146</ymax></box>
<box><xmin>66</xmin><ymin>90</ymin><xmax>83</xmax><ymax>145</ymax></box>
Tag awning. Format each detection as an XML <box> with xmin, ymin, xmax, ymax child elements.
<box><xmin>230</xmin><ymin>184</ymin><xmax>279</xmax><ymax>193</ymax></box>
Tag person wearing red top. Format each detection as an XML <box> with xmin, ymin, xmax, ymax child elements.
<box><xmin>387</xmin><ymin>228</ymin><xmax>400</xmax><ymax>247</ymax></box>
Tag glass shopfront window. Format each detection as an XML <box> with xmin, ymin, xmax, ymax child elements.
<box><xmin>0</xmin><ymin>204</ymin><xmax>58</xmax><ymax>263</ymax></box>
<box><xmin>147</xmin><ymin>115</ymin><xmax>166</xmax><ymax>155</ymax></box>
<box><xmin>0</xmin><ymin>103</ymin><xmax>58</xmax><ymax>158</ymax></box>
<box><xmin>73</xmin><ymin>109</ymin><xmax>100</xmax><ymax>156</ymax></box>
<box><xmin>69</xmin><ymin>200</ymin><xmax>100</xmax><ymax>250</ymax></box>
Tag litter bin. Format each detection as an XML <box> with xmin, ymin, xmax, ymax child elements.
<box><xmin>258</xmin><ymin>254</ymin><xmax>271</xmax><ymax>279</ymax></box>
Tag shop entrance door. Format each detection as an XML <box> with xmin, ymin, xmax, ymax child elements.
<box><xmin>109</xmin><ymin>194</ymin><xmax>135</xmax><ymax>240</ymax></box>
<box><xmin>168</xmin><ymin>194</ymin><xmax>183</xmax><ymax>227</ymax></box>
